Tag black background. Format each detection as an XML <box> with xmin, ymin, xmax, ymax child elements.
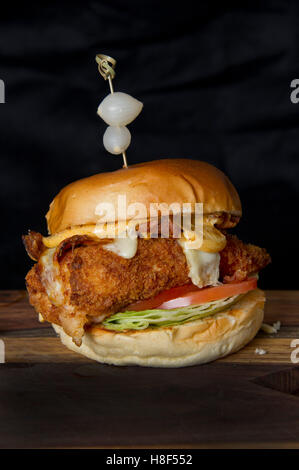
<box><xmin>0</xmin><ymin>0</ymin><xmax>298</xmax><ymax>289</ymax></box>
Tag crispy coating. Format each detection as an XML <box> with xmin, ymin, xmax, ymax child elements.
<box><xmin>25</xmin><ymin>233</ymin><xmax>270</xmax><ymax>344</ymax></box>
<box><xmin>60</xmin><ymin>237</ymin><xmax>190</xmax><ymax>315</ymax></box>
<box><xmin>26</xmin><ymin>263</ymin><xmax>60</xmax><ymax>324</ymax></box>
<box><xmin>25</xmin><ymin>238</ymin><xmax>190</xmax><ymax>343</ymax></box>
<box><xmin>220</xmin><ymin>234</ymin><xmax>271</xmax><ymax>282</ymax></box>
<box><xmin>25</xmin><ymin>264</ymin><xmax>87</xmax><ymax>345</ymax></box>
<box><xmin>22</xmin><ymin>231</ymin><xmax>45</xmax><ymax>261</ymax></box>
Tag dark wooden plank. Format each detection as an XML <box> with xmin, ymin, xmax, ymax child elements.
<box><xmin>1</xmin><ymin>362</ymin><xmax>299</xmax><ymax>448</ymax></box>
<box><xmin>0</xmin><ymin>290</ymin><xmax>299</xmax><ymax>335</ymax></box>
<box><xmin>1</xmin><ymin>290</ymin><xmax>299</xmax><ymax>448</ymax></box>
<box><xmin>264</xmin><ymin>290</ymin><xmax>299</xmax><ymax>324</ymax></box>
<box><xmin>1</xmin><ymin>336</ymin><xmax>297</xmax><ymax>364</ymax></box>
<box><xmin>0</xmin><ymin>291</ymin><xmax>49</xmax><ymax>331</ymax></box>
<box><xmin>0</xmin><ymin>290</ymin><xmax>299</xmax><ymax>361</ymax></box>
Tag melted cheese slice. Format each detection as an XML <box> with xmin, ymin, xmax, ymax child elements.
<box><xmin>178</xmin><ymin>239</ymin><xmax>220</xmax><ymax>288</ymax></box>
<box><xmin>182</xmin><ymin>224</ymin><xmax>226</xmax><ymax>252</ymax></box>
<box><xmin>43</xmin><ymin>224</ymin><xmax>113</xmax><ymax>248</ymax></box>
<box><xmin>42</xmin><ymin>220</ymin><xmax>147</xmax><ymax>248</ymax></box>
<box><xmin>43</xmin><ymin>221</ymin><xmax>226</xmax><ymax>253</ymax></box>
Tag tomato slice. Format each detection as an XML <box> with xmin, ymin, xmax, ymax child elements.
<box><xmin>158</xmin><ymin>278</ymin><xmax>257</xmax><ymax>310</ymax></box>
<box><xmin>126</xmin><ymin>283</ymin><xmax>199</xmax><ymax>311</ymax></box>
<box><xmin>126</xmin><ymin>278</ymin><xmax>257</xmax><ymax>312</ymax></box>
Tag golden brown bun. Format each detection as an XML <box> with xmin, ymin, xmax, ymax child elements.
<box><xmin>52</xmin><ymin>289</ymin><xmax>264</xmax><ymax>368</ymax></box>
<box><xmin>46</xmin><ymin>159</ymin><xmax>241</xmax><ymax>234</ymax></box>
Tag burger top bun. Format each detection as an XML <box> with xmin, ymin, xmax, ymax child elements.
<box><xmin>46</xmin><ymin>159</ymin><xmax>242</xmax><ymax>235</ymax></box>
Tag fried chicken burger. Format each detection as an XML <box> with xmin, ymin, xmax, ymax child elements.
<box><xmin>23</xmin><ymin>159</ymin><xmax>270</xmax><ymax>367</ymax></box>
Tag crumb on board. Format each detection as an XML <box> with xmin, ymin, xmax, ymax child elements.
<box><xmin>255</xmin><ymin>347</ymin><xmax>267</xmax><ymax>355</ymax></box>
<box><xmin>273</xmin><ymin>321</ymin><xmax>281</xmax><ymax>331</ymax></box>
<box><xmin>260</xmin><ymin>321</ymin><xmax>281</xmax><ymax>334</ymax></box>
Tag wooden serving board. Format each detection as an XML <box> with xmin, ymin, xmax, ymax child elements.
<box><xmin>0</xmin><ymin>290</ymin><xmax>299</xmax><ymax>448</ymax></box>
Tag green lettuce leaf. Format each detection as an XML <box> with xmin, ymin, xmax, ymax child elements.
<box><xmin>101</xmin><ymin>295</ymin><xmax>241</xmax><ymax>331</ymax></box>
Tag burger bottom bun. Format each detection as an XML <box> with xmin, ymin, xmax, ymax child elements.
<box><xmin>52</xmin><ymin>289</ymin><xmax>265</xmax><ymax>368</ymax></box>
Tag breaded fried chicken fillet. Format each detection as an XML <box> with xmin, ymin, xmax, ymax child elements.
<box><xmin>24</xmin><ymin>232</ymin><xmax>270</xmax><ymax>345</ymax></box>
<box><xmin>25</xmin><ymin>238</ymin><xmax>190</xmax><ymax>344</ymax></box>
<box><xmin>220</xmin><ymin>234</ymin><xmax>271</xmax><ymax>282</ymax></box>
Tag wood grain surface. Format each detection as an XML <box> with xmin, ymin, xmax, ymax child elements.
<box><xmin>0</xmin><ymin>290</ymin><xmax>299</xmax><ymax>448</ymax></box>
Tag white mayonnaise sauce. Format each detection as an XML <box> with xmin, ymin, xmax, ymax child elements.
<box><xmin>178</xmin><ymin>239</ymin><xmax>220</xmax><ymax>288</ymax></box>
<box><xmin>103</xmin><ymin>236</ymin><xmax>138</xmax><ymax>259</ymax></box>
